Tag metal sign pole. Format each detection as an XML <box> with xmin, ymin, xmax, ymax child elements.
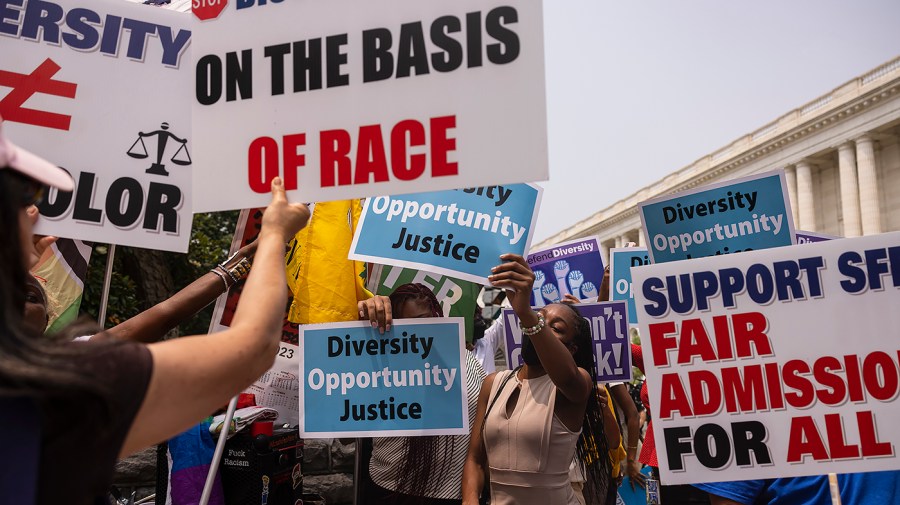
<box><xmin>97</xmin><ymin>244</ymin><xmax>116</xmax><ymax>327</ymax></box>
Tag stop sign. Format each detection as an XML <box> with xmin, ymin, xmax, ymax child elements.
<box><xmin>193</xmin><ymin>0</ymin><xmax>228</xmax><ymax>21</ymax></box>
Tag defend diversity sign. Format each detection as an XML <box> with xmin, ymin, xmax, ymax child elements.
<box><xmin>191</xmin><ymin>0</ymin><xmax>548</xmax><ymax>212</ymax></box>
<box><xmin>299</xmin><ymin>319</ymin><xmax>468</xmax><ymax>437</ymax></box>
<box><xmin>609</xmin><ymin>247</ymin><xmax>650</xmax><ymax>325</ymax></box>
<box><xmin>632</xmin><ymin>231</ymin><xmax>900</xmax><ymax>484</ymax></box>
<box><xmin>796</xmin><ymin>230</ymin><xmax>838</xmax><ymax>244</ymax></box>
<box><xmin>638</xmin><ymin>170</ymin><xmax>795</xmax><ymax>263</ymax></box>
<box><xmin>350</xmin><ymin>184</ymin><xmax>542</xmax><ymax>284</ymax></box>
<box><xmin>367</xmin><ymin>263</ymin><xmax>482</xmax><ymax>342</ymax></box>
<box><xmin>3</xmin><ymin>0</ymin><xmax>193</xmax><ymax>252</ymax></box>
<box><xmin>526</xmin><ymin>237</ymin><xmax>604</xmax><ymax>306</ymax></box>
<box><xmin>503</xmin><ymin>301</ymin><xmax>632</xmax><ymax>383</ymax></box>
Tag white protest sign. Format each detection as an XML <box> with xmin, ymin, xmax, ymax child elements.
<box><xmin>632</xmin><ymin>231</ymin><xmax>900</xmax><ymax>484</ymax></box>
<box><xmin>2</xmin><ymin>0</ymin><xmax>193</xmax><ymax>252</ymax></box>
<box><xmin>191</xmin><ymin>0</ymin><xmax>547</xmax><ymax>212</ymax></box>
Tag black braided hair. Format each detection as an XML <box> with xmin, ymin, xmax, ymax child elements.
<box><xmin>564</xmin><ymin>303</ymin><xmax>617</xmax><ymax>505</ymax></box>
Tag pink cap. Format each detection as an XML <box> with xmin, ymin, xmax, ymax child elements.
<box><xmin>0</xmin><ymin>117</ymin><xmax>74</xmax><ymax>191</ymax></box>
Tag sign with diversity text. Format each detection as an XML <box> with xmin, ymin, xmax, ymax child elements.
<box><xmin>632</xmin><ymin>231</ymin><xmax>900</xmax><ymax>484</ymax></box>
<box><xmin>638</xmin><ymin>170</ymin><xmax>795</xmax><ymax>263</ymax></box>
<box><xmin>3</xmin><ymin>0</ymin><xmax>193</xmax><ymax>252</ymax></box>
<box><xmin>367</xmin><ymin>263</ymin><xmax>482</xmax><ymax>342</ymax></box>
<box><xmin>796</xmin><ymin>230</ymin><xmax>838</xmax><ymax>244</ymax></box>
<box><xmin>526</xmin><ymin>237</ymin><xmax>604</xmax><ymax>306</ymax></box>
<box><xmin>191</xmin><ymin>0</ymin><xmax>548</xmax><ymax>212</ymax></box>
<box><xmin>610</xmin><ymin>247</ymin><xmax>650</xmax><ymax>325</ymax></box>
<box><xmin>300</xmin><ymin>318</ymin><xmax>468</xmax><ymax>437</ymax></box>
<box><xmin>350</xmin><ymin>184</ymin><xmax>541</xmax><ymax>284</ymax></box>
<box><xmin>503</xmin><ymin>302</ymin><xmax>632</xmax><ymax>383</ymax></box>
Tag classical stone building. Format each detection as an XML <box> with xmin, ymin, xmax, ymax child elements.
<box><xmin>535</xmin><ymin>56</ymin><xmax>900</xmax><ymax>263</ymax></box>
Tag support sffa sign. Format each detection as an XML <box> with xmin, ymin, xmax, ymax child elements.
<box><xmin>190</xmin><ymin>0</ymin><xmax>548</xmax><ymax>212</ymax></box>
<box><xmin>2</xmin><ymin>0</ymin><xmax>193</xmax><ymax>252</ymax></box>
<box><xmin>632</xmin><ymin>231</ymin><xmax>900</xmax><ymax>484</ymax></box>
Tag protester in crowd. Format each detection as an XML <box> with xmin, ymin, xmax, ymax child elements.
<box><xmin>24</xmin><ymin>241</ymin><xmax>257</xmax><ymax>342</ymax></box>
<box><xmin>0</xmin><ymin>122</ymin><xmax>310</xmax><ymax>504</ymax></box>
<box><xmin>468</xmin><ymin>306</ymin><xmax>506</xmax><ymax>374</ymax></box>
<box><xmin>358</xmin><ymin>283</ymin><xmax>486</xmax><ymax>505</ymax></box>
<box><xmin>462</xmin><ymin>253</ymin><xmax>617</xmax><ymax>505</ymax></box>
<box><xmin>23</xmin><ymin>274</ymin><xmax>49</xmax><ymax>338</ymax></box>
<box><xmin>631</xmin><ymin>343</ymin><xmax>709</xmax><ymax>504</ymax></box>
<box><xmin>695</xmin><ymin>472</ymin><xmax>900</xmax><ymax>505</ymax></box>
<box><xmin>597</xmin><ymin>263</ymin><xmax>646</xmax><ymax>488</ymax></box>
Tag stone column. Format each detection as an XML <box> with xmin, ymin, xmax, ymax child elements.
<box><xmin>837</xmin><ymin>142</ymin><xmax>862</xmax><ymax>237</ymax></box>
<box><xmin>637</xmin><ymin>228</ymin><xmax>645</xmax><ymax>247</ymax></box>
<box><xmin>855</xmin><ymin>135</ymin><xmax>882</xmax><ymax>235</ymax></box>
<box><xmin>783</xmin><ymin>165</ymin><xmax>799</xmax><ymax>228</ymax></box>
<box><xmin>795</xmin><ymin>160</ymin><xmax>816</xmax><ymax>231</ymax></box>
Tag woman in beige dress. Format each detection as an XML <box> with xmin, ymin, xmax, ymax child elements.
<box><xmin>462</xmin><ymin>254</ymin><xmax>617</xmax><ymax>505</ymax></box>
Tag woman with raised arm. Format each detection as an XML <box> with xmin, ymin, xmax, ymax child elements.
<box><xmin>462</xmin><ymin>253</ymin><xmax>616</xmax><ymax>505</ymax></box>
<box><xmin>0</xmin><ymin>121</ymin><xmax>310</xmax><ymax>504</ymax></box>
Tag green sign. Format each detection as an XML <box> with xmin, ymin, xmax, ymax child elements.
<box><xmin>368</xmin><ymin>264</ymin><xmax>482</xmax><ymax>343</ymax></box>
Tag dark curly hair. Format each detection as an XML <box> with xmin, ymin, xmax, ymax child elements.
<box><xmin>563</xmin><ymin>303</ymin><xmax>617</xmax><ymax>505</ymax></box>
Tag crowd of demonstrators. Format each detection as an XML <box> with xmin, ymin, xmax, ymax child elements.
<box><xmin>0</xmin><ymin>121</ymin><xmax>310</xmax><ymax>503</ymax></box>
<box><xmin>12</xmin><ymin>116</ymin><xmax>899</xmax><ymax>505</ymax></box>
<box><xmin>462</xmin><ymin>253</ymin><xmax>619</xmax><ymax>505</ymax></box>
<box><xmin>356</xmin><ymin>283</ymin><xmax>486</xmax><ymax>505</ymax></box>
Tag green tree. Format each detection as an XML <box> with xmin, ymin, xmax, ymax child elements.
<box><xmin>81</xmin><ymin>211</ymin><xmax>239</xmax><ymax>338</ymax></box>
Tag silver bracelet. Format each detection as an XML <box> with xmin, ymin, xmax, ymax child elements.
<box><xmin>520</xmin><ymin>312</ymin><xmax>545</xmax><ymax>336</ymax></box>
<box><xmin>210</xmin><ymin>268</ymin><xmax>232</xmax><ymax>292</ymax></box>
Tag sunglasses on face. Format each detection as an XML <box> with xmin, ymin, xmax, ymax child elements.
<box><xmin>2</xmin><ymin>169</ymin><xmax>45</xmax><ymax>208</ymax></box>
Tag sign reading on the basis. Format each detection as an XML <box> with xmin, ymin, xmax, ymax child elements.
<box><xmin>503</xmin><ymin>301</ymin><xmax>632</xmax><ymax>383</ymax></box>
<box><xmin>632</xmin><ymin>231</ymin><xmax>900</xmax><ymax>484</ymax></box>
<box><xmin>4</xmin><ymin>0</ymin><xmax>193</xmax><ymax>252</ymax></box>
<box><xmin>299</xmin><ymin>319</ymin><xmax>468</xmax><ymax>437</ymax></box>
<box><xmin>191</xmin><ymin>0</ymin><xmax>548</xmax><ymax>212</ymax></box>
<box><xmin>526</xmin><ymin>237</ymin><xmax>604</xmax><ymax>306</ymax></box>
<box><xmin>610</xmin><ymin>247</ymin><xmax>650</xmax><ymax>325</ymax></box>
<box><xmin>350</xmin><ymin>184</ymin><xmax>541</xmax><ymax>285</ymax></box>
<box><xmin>367</xmin><ymin>263</ymin><xmax>482</xmax><ymax>342</ymax></box>
<box><xmin>638</xmin><ymin>170</ymin><xmax>795</xmax><ymax>263</ymax></box>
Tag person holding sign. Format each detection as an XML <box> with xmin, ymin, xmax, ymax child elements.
<box><xmin>358</xmin><ymin>283</ymin><xmax>486</xmax><ymax>505</ymax></box>
<box><xmin>0</xmin><ymin>121</ymin><xmax>310</xmax><ymax>503</ymax></box>
<box><xmin>462</xmin><ymin>254</ymin><xmax>617</xmax><ymax>505</ymax></box>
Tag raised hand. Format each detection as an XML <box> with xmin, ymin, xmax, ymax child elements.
<box><xmin>580</xmin><ymin>281</ymin><xmax>598</xmax><ymax>300</ymax></box>
<box><xmin>532</xmin><ymin>270</ymin><xmax>547</xmax><ymax>307</ymax></box>
<box><xmin>541</xmin><ymin>283</ymin><xmax>560</xmax><ymax>303</ymax></box>
<box><xmin>567</xmin><ymin>270</ymin><xmax>584</xmax><ymax>299</ymax></box>
<box><xmin>553</xmin><ymin>260</ymin><xmax>571</xmax><ymax>297</ymax></box>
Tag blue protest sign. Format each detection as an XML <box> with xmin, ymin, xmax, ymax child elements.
<box><xmin>503</xmin><ymin>302</ymin><xmax>632</xmax><ymax>382</ymax></box>
<box><xmin>350</xmin><ymin>185</ymin><xmax>542</xmax><ymax>284</ymax></box>
<box><xmin>638</xmin><ymin>170</ymin><xmax>795</xmax><ymax>263</ymax></box>
<box><xmin>526</xmin><ymin>237</ymin><xmax>604</xmax><ymax>306</ymax></box>
<box><xmin>796</xmin><ymin>230</ymin><xmax>839</xmax><ymax>244</ymax></box>
<box><xmin>299</xmin><ymin>319</ymin><xmax>468</xmax><ymax>437</ymax></box>
<box><xmin>610</xmin><ymin>247</ymin><xmax>650</xmax><ymax>325</ymax></box>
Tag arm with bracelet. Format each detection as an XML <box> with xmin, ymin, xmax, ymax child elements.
<box><xmin>92</xmin><ymin>240</ymin><xmax>258</xmax><ymax>344</ymax></box>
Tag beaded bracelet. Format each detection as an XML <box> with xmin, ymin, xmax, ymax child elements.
<box><xmin>217</xmin><ymin>255</ymin><xmax>252</xmax><ymax>283</ymax></box>
<box><xmin>520</xmin><ymin>312</ymin><xmax>546</xmax><ymax>336</ymax></box>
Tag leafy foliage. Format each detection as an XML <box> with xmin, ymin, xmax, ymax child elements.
<box><xmin>81</xmin><ymin>211</ymin><xmax>239</xmax><ymax>336</ymax></box>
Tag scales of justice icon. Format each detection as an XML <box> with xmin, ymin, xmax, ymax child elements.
<box><xmin>126</xmin><ymin>122</ymin><xmax>191</xmax><ymax>176</ymax></box>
